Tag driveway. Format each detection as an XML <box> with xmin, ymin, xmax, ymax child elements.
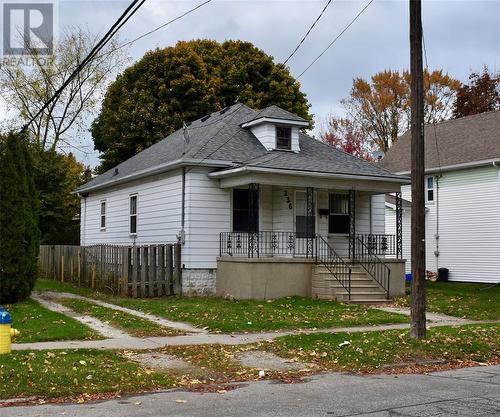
<box><xmin>3</xmin><ymin>365</ymin><xmax>499</xmax><ymax>416</ymax></box>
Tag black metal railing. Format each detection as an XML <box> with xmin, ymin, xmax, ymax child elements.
<box><xmin>219</xmin><ymin>231</ymin><xmax>315</xmax><ymax>258</ymax></box>
<box><xmin>315</xmin><ymin>235</ymin><xmax>352</xmax><ymax>300</ymax></box>
<box><xmin>351</xmin><ymin>234</ymin><xmax>397</xmax><ymax>257</ymax></box>
<box><xmin>352</xmin><ymin>236</ymin><xmax>391</xmax><ymax>298</ymax></box>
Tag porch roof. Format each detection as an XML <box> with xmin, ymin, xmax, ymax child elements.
<box><xmin>209</xmin><ymin>165</ymin><xmax>409</xmax><ymax>193</ymax></box>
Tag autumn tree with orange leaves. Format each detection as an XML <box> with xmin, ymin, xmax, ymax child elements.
<box><xmin>325</xmin><ymin>69</ymin><xmax>461</xmax><ymax>154</ymax></box>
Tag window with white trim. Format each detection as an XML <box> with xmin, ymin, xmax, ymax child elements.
<box><xmin>426</xmin><ymin>176</ymin><xmax>435</xmax><ymax>202</ymax></box>
<box><xmin>130</xmin><ymin>195</ymin><xmax>137</xmax><ymax>234</ymax></box>
<box><xmin>100</xmin><ymin>200</ymin><xmax>106</xmax><ymax>230</ymax></box>
<box><xmin>276</xmin><ymin>126</ymin><xmax>292</xmax><ymax>150</ymax></box>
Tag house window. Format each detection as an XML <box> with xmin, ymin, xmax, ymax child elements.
<box><xmin>276</xmin><ymin>126</ymin><xmax>292</xmax><ymax>150</ymax></box>
<box><xmin>329</xmin><ymin>193</ymin><xmax>350</xmax><ymax>234</ymax></box>
<box><xmin>426</xmin><ymin>176</ymin><xmax>435</xmax><ymax>202</ymax></box>
<box><xmin>130</xmin><ymin>195</ymin><xmax>137</xmax><ymax>235</ymax></box>
<box><xmin>233</xmin><ymin>188</ymin><xmax>259</xmax><ymax>232</ymax></box>
<box><xmin>295</xmin><ymin>191</ymin><xmax>315</xmax><ymax>238</ymax></box>
<box><xmin>100</xmin><ymin>201</ymin><xmax>106</xmax><ymax>230</ymax></box>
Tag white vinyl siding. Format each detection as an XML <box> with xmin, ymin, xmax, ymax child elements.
<box><xmin>80</xmin><ymin>170</ymin><xmax>182</xmax><ymax>246</ymax></box>
<box><xmin>249</xmin><ymin>123</ymin><xmax>300</xmax><ymax>152</ymax></box>
<box><xmin>183</xmin><ymin>166</ymin><xmax>231</xmax><ymax>269</ymax></box>
<box><xmin>390</xmin><ymin>165</ymin><xmax>500</xmax><ymax>283</ymax></box>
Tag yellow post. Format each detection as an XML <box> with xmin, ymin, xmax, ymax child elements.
<box><xmin>0</xmin><ymin>308</ymin><xmax>20</xmax><ymax>354</ymax></box>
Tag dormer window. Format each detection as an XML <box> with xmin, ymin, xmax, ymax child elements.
<box><xmin>276</xmin><ymin>126</ymin><xmax>292</xmax><ymax>150</ymax></box>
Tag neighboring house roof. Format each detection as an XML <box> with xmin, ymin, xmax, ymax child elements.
<box><xmin>78</xmin><ymin>103</ymin><xmax>408</xmax><ymax>193</ymax></box>
<box><xmin>239</xmin><ymin>105</ymin><xmax>307</xmax><ymax>125</ymax></box>
<box><xmin>380</xmin><ymin>110</ymin><xmax>500</xmax><ymax>173</ymax></box>
<box><xmin>385</xmin><ymin>194</ymin><xmax>411</xmax><ymax>210</ymax></box>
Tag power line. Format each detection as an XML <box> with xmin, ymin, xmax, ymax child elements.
<box><xmin>20</xmin><ymin>0</ymin><xmax>147</xmax><ymax>133</ymax></box>
<box><xmin>297</xmin><ymin>0</ymin><xmax>374</xmax><ymax>79</ymax></box>
<box><xmin>113</xmin><ymin>0</ymin><xmax>212</xmax><ymax>53</ymax></box>
<box><xmin>422</xmin><ymin>31</ymin><xmax>442</xmax><ymax>176</ymax></box>
<box><xmin>185</xmin><ymin>104</ymin><xmax>245</xmax><ymax>173</ymax></box>
<box><xmin>2</xmin><ymin>0</ymin><xmax>212</xmax><ymax>100</ymax></box>
<box><xmin>282</xmin><ymin>0</ymin><xmax>333</xmax><ymax>66</ymax></box>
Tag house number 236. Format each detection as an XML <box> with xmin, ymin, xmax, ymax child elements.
<box><xmin>283</xmin><ymin>190</ymin><xmax>292</xmax><ymax>210</ymax></box>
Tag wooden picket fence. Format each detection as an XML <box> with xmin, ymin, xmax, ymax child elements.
<box><xmin>38</xmin><ymin>244</ymin><xmax>182</xmax><ymax>297</ymax></box>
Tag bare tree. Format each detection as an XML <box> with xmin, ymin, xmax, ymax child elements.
<box><xmin>0</xmin><ymin>26</ymin><xmax>129</xmax><ymax>152</ymax></box>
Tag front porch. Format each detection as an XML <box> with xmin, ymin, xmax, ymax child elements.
<box><xmin>211</xmin><ymin>175</ymin><xmax>406</xmax><ymax>303</ymax></box>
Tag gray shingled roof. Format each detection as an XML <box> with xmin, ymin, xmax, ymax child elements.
<box><xmin>78</xmin><ymin>103</ymin><xmax>407</xmax><ymax>193</ymax></box>
<box><xmin>380</xmin><ymin>110</ymin><xmax>500</xmax><ymax>173</ymax></box>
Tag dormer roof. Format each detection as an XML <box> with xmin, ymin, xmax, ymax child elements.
<box><xmin>240</xmin><ymin>105</ymin><xmax>309</xmax><ymax>127</ymax></box>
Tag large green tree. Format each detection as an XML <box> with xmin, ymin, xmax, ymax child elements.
<box><xmin>92</xmin><ymin>39</ymin><xmax>313</xmax><ymax>171</ymax></box>
<box><xmin>0</xmin><ymin>132</ymin><xmax>40</xmax><ymax>304</ymax></box>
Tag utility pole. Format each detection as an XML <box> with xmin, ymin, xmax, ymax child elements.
<box><xmin>409</xmin><ymin>0</ymin><xmax>426</xmax><ymax>338</ymax></box>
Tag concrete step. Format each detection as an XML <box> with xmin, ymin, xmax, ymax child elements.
<box><xmin>335</xmin><ymin>290</ymin><xmax>388</xmax><ymax>301</ymax></box>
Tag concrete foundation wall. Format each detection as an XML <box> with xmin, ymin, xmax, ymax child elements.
<box><xmin>216</xmin><ymin>258</ymin><xmax>314</xmax><ymax>300</ymax></box>
<box><xmin>383</xmin><ymin>259</ymin><xmax>407</xmax><ymax>297</ymax></box>
<box><xmin>182</xmin><ymin>268</ymin><xmax>217</xmax><ymax>296</ymax></box>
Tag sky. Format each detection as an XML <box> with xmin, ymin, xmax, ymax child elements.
<box><xmin>1</xmin><ymin>0</ymin><xmax>499</xmax><ymax>167</ymax></box>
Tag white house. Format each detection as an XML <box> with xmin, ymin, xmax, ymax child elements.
<box><xmin>381</xmin><ymin>110</ymin><xmax>500</xmax><ymax>284</ymax></box>
<box><xmin>77</xmin><ymin>104</ymin><xmax>409</xmax><ymax>301</ymax></box>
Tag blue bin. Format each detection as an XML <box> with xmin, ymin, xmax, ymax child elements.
<box><xmin>405</xmin><ymin>273</ymin><xmax>412</xmax><ymax>282</ymax></box>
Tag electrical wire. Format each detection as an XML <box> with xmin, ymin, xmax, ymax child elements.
<box><xmin>297</xmin><ymin>0</ymin><xmax>374</xmax><ymax>79</ymax></box>
<box><xmin>20</xmin><ymin>0</ymin><xmax>147</xmax><ymax>133</ymax></box>
<box><xmin>422</xmin><ymin>31</ymin><xmax>442</xmax><ymax>177</ymax></box>
<box><xmin>282</xmin><ymin>0</ymin><xmax>333</xmax><ymax>66</ymax></box>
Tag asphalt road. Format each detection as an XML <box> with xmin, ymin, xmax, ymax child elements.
<box><xmin>2</xmin><ymin>365</ymin><xmax>500</xmax><ymax>417</ymax></box>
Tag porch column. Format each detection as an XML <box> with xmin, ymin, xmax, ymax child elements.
<box><xmin>248</xmin><ymin>183</ymin><xmax>259</xmax><ymax>258</ymax></box>
<box><xmin>306</xmin><ymin>187</ymin><xmax>314</xmax><ymax>258</ymax></box>
<box><xmin>396</xmin><ymin>191</ymin><xmax>403</xmax><ymax>259</ymax></box>
<box><xmin>349</xmin><ymin>189</ymin><xmax>356</xmax><ymax>260</ymax></box>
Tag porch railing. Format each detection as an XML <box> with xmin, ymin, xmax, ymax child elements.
<box><xmin>219</xmin><ymin>231</ymin><xmax>315</xmax><ymax>258</ymax></box>
<box><xmin>352</xmin><ymin>236</ymin><xmax>391</xmax><ymax>298</ymax></box>
<box><xmin>315</xmin><ymin>236</ymin><xmax>352</xmax><ymax>300</ymax></box>
<box><xmin>351</xmin><ymin>234</ymin><xmax>397</xmax><ymax>257</ymax></box>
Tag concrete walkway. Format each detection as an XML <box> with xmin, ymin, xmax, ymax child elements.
<box><xmin>32</xmin><ymin>291</ymin><xmax>205</xmax><ymax>334</ymax></box>
<box><xmin>374</xmin><ymin>305</ymin><xmax>472</xmax><ymax>324</ymax></box>
<box><xmin>13</xmin><ymin>291</ymin><xmax>497</xmax><ymax>352</ymax></box>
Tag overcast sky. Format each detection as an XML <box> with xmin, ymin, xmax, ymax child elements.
<box><xmin>2</xmin><ymin>0</ymin><xmax>499</xmax><ymax>166</ymax></box>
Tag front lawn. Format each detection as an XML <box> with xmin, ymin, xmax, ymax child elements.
<box><xmin>0</xmin><ymin>349</ymin><xmax>175</xmax><ymax>400</ymax></box>
<box><xmin>5</xmin><ymin>299</ymin><xmax>100</xmax><ymax>343</ymax></box>
<box><xmin>394</xmin><ymin>282</ymin><xmax>500</xmax><ymax>320</ymax></box>
<box><xmin>59</xmin><ymin>298</ymin><xmax>183</xmax><ymax>337</ymax></box>
<box><xmin>266</xmin><ymin>323</ymin><xmax>500</xmax><ymax>372</ymax></box>
<box><xmin>36</xmin><ymin>278</ymin><xmax>409</xmax><ymax>332</ymax></box>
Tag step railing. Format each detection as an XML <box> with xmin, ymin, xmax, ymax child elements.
<box><xmin>352</xmin><ymin>236</ymin><xmax>391</xmax><ymax>298</ymax></box>
<box><xmin>315</xmin><ymin>235</ymin><xmax>352</xmax><ymax>300</ymax></box>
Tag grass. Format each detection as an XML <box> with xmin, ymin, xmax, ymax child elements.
<box><xmin>4</xmin><ymin>299</ymin><xmax>100</xmax><ymax>344</ymax></box>
<box><xmin>161</xmin><ymin>324</ymin><xmax>500</xmax><ymax>378</ymax></box>
<box><xmin>394</xmin><ymin>282</ymin><xmax>500</xmax><ymax>320</ymax></box>
<box><xmin>0</xmin><ymin>349</ymin><xmax>175</xmax><ymax>400</ymax></box>
<box><xmin>59</xmin><ymin>298</ymin><xmax>182</xmax><ymax>337</ymax></box>
<box><xmin>266</xmin><ymin>324</ymin><xmax>500</xmax><ymax>372</ymax></box>
<box><xmin>36</xmin><ymin>278</ymin><xmax>409</xmax><ymax>332</ymax></box>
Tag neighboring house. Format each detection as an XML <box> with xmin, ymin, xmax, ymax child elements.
<box><xmin>77</xmin><ymin>104</ymin><xmax>409</xmax><ymax>302</ymax></box>
<box><xmin>381</xmin><ymin>110</ymin><xmax>500</xmax><ymax>284</ymax></box>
